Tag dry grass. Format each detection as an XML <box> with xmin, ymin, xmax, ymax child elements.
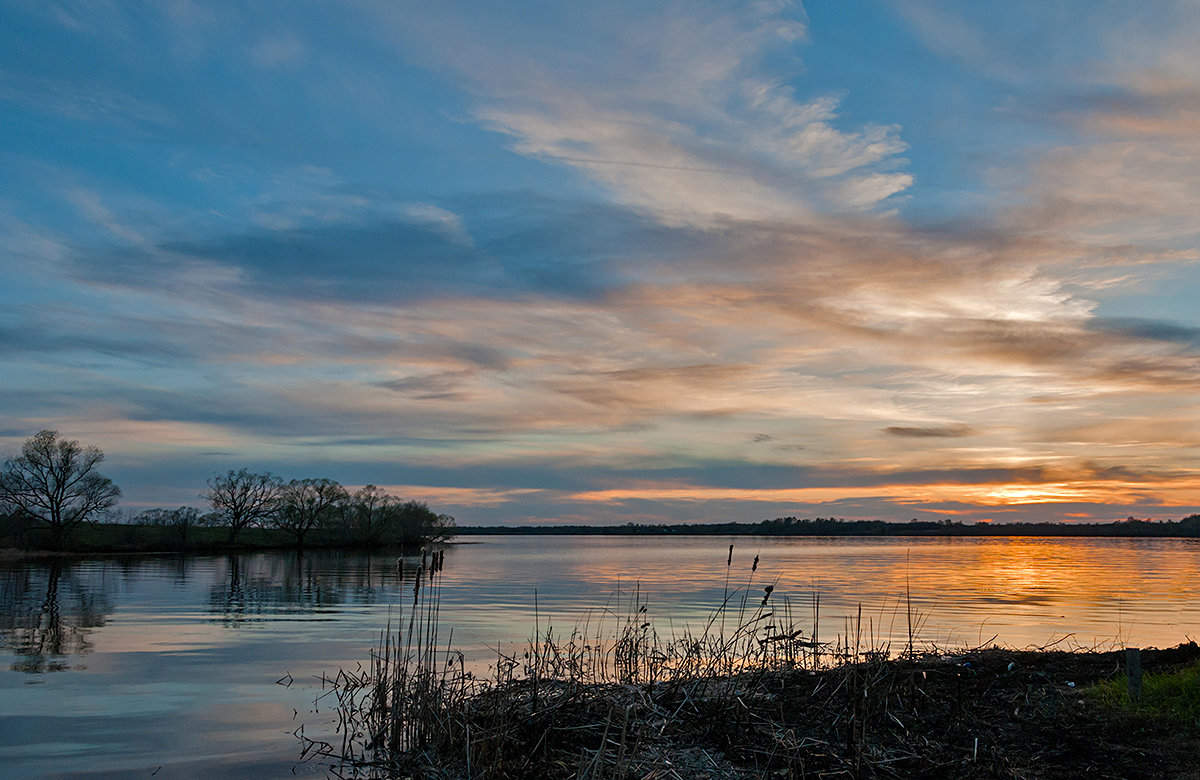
<box><xmin>300</xmin><ymin>549</ymin><xmax>1200</xmax><ymax>779</ymax></box>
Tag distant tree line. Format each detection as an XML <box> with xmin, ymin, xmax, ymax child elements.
<box><xmin>198</xmin><ymin>468</ymin><xmax>456</xmax><ymax>548</ymax></box>
<box><xmin>0</xmin><ymin>430</ymin><xmax>455</xmax><ymax>551</ymax></box>
<box><xmin>458</xmin><ymin>515</ymin><xmax>1200</xmax><ymax>537</ymax></box>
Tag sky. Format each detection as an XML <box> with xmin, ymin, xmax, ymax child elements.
<box><xmin>3</xmin><ymin>0</ymin><xmax>1200</xmax><ymax>525</ymax></box>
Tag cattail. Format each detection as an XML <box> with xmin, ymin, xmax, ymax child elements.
<box><xmin>727</xmin><ymin>544</ymin><xmax>733</xmax><ymax>566</ymax></box>
<box><xmin>752</xmin><ymin>554</ymin><xmax>759</xmax><ymax>572</ymax></box>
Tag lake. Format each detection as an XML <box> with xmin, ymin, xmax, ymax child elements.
<box><xmin>2</xmin><ymin>535</ymin><xmax>1199</xmax><ymax>778</ymax></box>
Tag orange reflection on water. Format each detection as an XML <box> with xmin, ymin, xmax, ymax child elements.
<box><xmin>439</xmin><ymin>535</ymin><xmax>1200</xmax><ymax>654</ymax></box>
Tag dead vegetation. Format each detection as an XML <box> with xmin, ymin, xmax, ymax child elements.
<box><xmin>300</xmin><ymin>548</ymin><xmax>1200</xmax><ymax>779</ymax></box>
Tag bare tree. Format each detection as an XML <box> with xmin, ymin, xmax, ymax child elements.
<box><xmin>338</xmin><ymin>484</ymin><xmax>400</xmax><ymax>544</ymax></box>
<box><xmin>202</xmin><ymin>469</ymin><xmax>281</xmax><ymax>544</ymax></box>
<box><xmin>274</xmin><ymin>478</ymin><xmax>347</xmax><ymax>548</ymax></box>
<box><xmin>0</xmin><ymin>430</ymin><xmax>121</xmax><ymax>549</ymax></box>
<box><xmin>431</xmin><ymin>512</ymin><xmax>458</xmax><ymax>542</ymax></box>
<box><xmin>333</xmin><ymin>488</ymin><xmax>458</xmax><ymax>546</ymax></box>
<box><xmin>139</xmin><ymin>506</ymin><xmax>202</xmax><ymax>548</ymax></box>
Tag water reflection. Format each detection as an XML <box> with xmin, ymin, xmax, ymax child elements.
<box><xmin>0</xmin><ymin>562</ymin><xmax>112</xmax><ymax>673</ymax></box>
<box><xmin>0</xmin><ymin>538</ymin><xmax>1198</xmax><ymax>780</ymax></box>
<box><xmin>207</xmin><ymin>551</ymin><xmax>409</xmax><ymax>626</ymax></box>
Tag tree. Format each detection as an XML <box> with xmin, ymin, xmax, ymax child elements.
<box><xmin>334</xmin><ymin>487</ymin><xmax>457</xmax><ymax>546</ymax></box>
<box><xmin>202</xmin><ymin>469</ymin><xmax>282</xmax><ymax>544</ymax></box>
<box><xmin>431</xmin><ymin>512</ymin><xmax>457</xmax><ymax>542</ymax></box>
<box><xmin>393</xmin><ymin>500</ymin><xmax>456</xmax><ymax>544</ymax></box>
<box><xmin>139</xmin><ymin>506</ymin><xmax>202</xmax><ymax>548</ymax></box>
<box><xmin>274</xmin><ymin>478</ymin><xmax>347</xmax><ymax>548</ymax></box>
<box><xmin>337</xmin><ymin>484</ymin><xmax>398</xmax><ymax>545</ymax></box>
<box><xmin>0</xmin><ymin>430</ymin><xmax>121</xmax><ymax>549</ymax></box>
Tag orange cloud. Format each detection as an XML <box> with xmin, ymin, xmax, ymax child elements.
<box><xmin>564</xmin><ymin>475</ymin><xmax>1200</xmax><ymax>511</ymax></box>
<box><xmin>372</xmin><ymin>485</ymin><xmax>546</xmax><ymax>508</ymax></box>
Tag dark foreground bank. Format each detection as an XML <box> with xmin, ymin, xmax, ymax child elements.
<box><xmin>313</xmin><ymin>642</ymin><xmax>1200</xmax><ymax>779</ymax></box>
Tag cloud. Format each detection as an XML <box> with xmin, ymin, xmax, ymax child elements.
<box><xmin>377</xmin><ymin>371</ymin><xmax>478</xmax><ymax>401</ymax></box>
<box><xmin>69</xmin><ymin>193</ymin><xmax>699</xmax><ymax>305</ymax></box>
<box><xmin>42</xmin><ymin>180</ymin><xmax>1200</xmax><ymax>473</ymax></box>
<box><xmin>25</xmin><ymin>0</ymin><xmax>134</xmax><ymax>39</ymax></box>
<box><xmin>888</xmin><ymin>2</ymin><xmax>1014</xmax><ymax>78</ymax></box>
<box><xmin>0</xmin><ymin>70</ymin><xmax>174</xmax><ymax>129</ymax></box>
<box><xmin>1091</xmin><ymin>316</ymin><xmax>1200</xmax><ymax>344</ymax></box>
<box><xmin>5</xmin><ymin>1</ymin><xmax>1200</xmax><ymax>525</ymax></box>
<box><xmin>373</xmin><ymin>484</ymin><xmax>544</xmax><ymax>508</ymax></box>
<box><xmin>883</xmin><ymin>424</ymin><xmax>975</xmax><ymax>438</ymax></box>
<box><xmin>248</xmin><ymin>31</ymin><xmax>306</xmax><ymax>70</ymax></box>
<box><xmin>0</xmin><ymin>319</ymin><xmax>202</xmax><ymax>363</ymax></box>
<box><xmin>361</xmin><ymin>0</ymin><xmax>910</xmax><ymax>223</ymax></box>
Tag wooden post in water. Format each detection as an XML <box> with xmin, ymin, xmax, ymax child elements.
<box><xmin>1126</xmin><ymin>647</ymin><xmax>1143</xmax><ymax>703</ymax></box>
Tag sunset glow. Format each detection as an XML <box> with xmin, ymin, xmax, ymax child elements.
<box><xmin>3</xmin><ymin>1</ymin><xmax>1199</xmax><ymax>525</ymax></box>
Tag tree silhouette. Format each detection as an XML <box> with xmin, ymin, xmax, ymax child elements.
<box><xmin>202</xmin><ymin>469</ymin><xmax>281</xmax><ymax>544</ymax></box>
<box><xmin>334</xmin><ymin>487</ymin><xmax>456</xmax><ymax>545</ymax></box>
<box><xmin>0</xmin><ymin>430</ymin><xmax>121</xmax><ymax>549</ymax></box>
<box><xmin>274</xmin><ymin>478</ymin><xmax>347</xmax><ymax>549</ymax></box>
<box><xmin>138</xmin><ymin>506</ymin><xmax>203</xmax><ymax>548</ymax></box>
<box><xmin>338</xmin><ymin>484</ymin><xmax>400</xmax><ymax>544</ymax></box>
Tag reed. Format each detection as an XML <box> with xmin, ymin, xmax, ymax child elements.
<box><xmin>312</xmin><ymin>549</ymin><xmax>829</xmax><ymax>776</ymax></box>
<box><xmin>304</xmin><ymin>549</ymin><xmax>1200</xmax><ymax>779</ymax></box>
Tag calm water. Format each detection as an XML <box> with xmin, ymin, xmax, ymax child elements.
<box><xmin>2</xmin><ymin>535</ymin><xmax>1199</xmax><ymax>778</ymax></box>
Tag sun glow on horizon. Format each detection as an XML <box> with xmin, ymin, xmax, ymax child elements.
<box><xmin>2</xmin><ymin>1</ymin><xmax>1200</xmax><ymax>525</ymax></box>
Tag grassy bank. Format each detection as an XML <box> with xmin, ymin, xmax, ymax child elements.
<box><xmin>307</xmin><ymin>556</ymin><xmax>1200</xmax><ymax>779</ymax></box>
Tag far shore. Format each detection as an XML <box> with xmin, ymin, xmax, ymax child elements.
<box><xmin>458</xmin><ymin>515</ymin><xmax>1200</xmax><ymax>537</ymax></box>
<box><xmin>5</xmin><ymin>514</ymin><xmax>1199</xmax><ymax>560</ymax></box>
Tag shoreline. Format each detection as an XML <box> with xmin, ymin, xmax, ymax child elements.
<box><xmin>322</xmin><ymin>641</ymin><xmax>1200</xmax><ymax>779</ymax></box>
<box><xmin>456</xmin><ymin>517</ymin><xmax>1200</xmax><ymax>538</ymax></box>
<box><xmin>0</xmin><ymin>538</ymin><xmax>454</xmax><ymax>562</ymax></box>
<box><xmin>317</xmin><ymin>546</ymin><xmax>1200</xmax><ymax>779</ymax></box>
<box><xmin>4</xmin><ymin>527</ymin><xmax>1192</xmax><ymax>561</ymax></box>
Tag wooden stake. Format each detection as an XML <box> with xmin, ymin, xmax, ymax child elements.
<box><xmin>1126</xmin><ymin>647</ymin><xmax>1143</xmax><ymax>703</ymax></box>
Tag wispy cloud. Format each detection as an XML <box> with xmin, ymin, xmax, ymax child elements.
<box><xmin>883</xmin><ymin>425</ymin><xmax>975</xmax><ymax>438</ymax></box>
<box><xmin>2</xmin><ymin>0</ymin><xmax>1199</xmax><ymax>523</ymax></box>
<box><xmin>0</xmin><ymin>70</ymin><xmax>174</xmax><ymax>128</ymax></box>
<box><xmin>362</xmin><ymin>0</ymin><xmax>910</xmax><ymax>222</ymax></box>
<box><xmin>248</xmin><ymin>30</ymin><xmax>306</xmax><ymax>70</ymax></box>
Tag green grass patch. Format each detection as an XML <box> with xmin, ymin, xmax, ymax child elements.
<box><xmin>1088</xmin><ymin>658</ymin><xmax>1200</xmax><ymax>731</ymax></box>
